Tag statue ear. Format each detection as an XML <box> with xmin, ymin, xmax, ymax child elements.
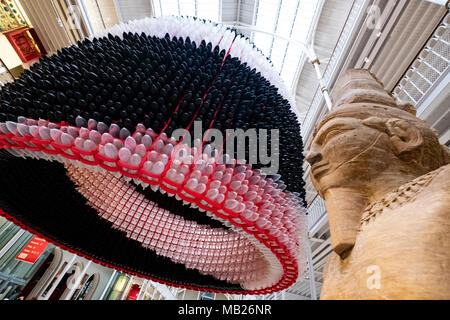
<box><xmin>361</xmin><ymin>116</ymin><xmax>387</xmax><ymax>132</ymax></box>
<box><xmin>385</xmin><ymin>119</ymin><xmax>423</xmax><ymax>155</ymax></box>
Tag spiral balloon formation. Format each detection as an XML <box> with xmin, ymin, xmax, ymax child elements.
<box><xmin>0</xmin><ymin>17</ymin><xmax>307</xmax><ymax>294</ymax></box>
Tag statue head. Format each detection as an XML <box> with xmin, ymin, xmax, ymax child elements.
<box><xmin>306</xmin><ymin>69</ymin><xmax>450</xmax><ymax>256</ymax></box>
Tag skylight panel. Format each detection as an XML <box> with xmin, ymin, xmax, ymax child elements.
<box><xmin>290</xmin><ymin>0</ymin><xmax>317</xmax><ymax>42</ymax></box>
<box><xmin>197</xmin><ymin>0</ymin><xmax>220</xmax><ymax>22</ymax></box>
<box><xmin>179</xmin><ymin>0</ymin><xmax>196</xmax><ymax>17</ymax></box>
<box><xmin>252</xmin><ymin>0</ymin><xmax>320</xmax><ymax>91</ymax></box>
<box><xmin>271</xmin><ymin>38</ymin><xmax>288</xmax><ymax>71</ymax></box>
<box><xmin>153</xmin><ymin>0</ymin><xmax>161</xmax><ymax>16</ymax></box>
<box><xmin>281</xmin><ymin>42</ymin><xmax>302</xmax><ymax>87</ymax></box>
<box><xmin>154</xmin><ymin>0</ymin><xmax>220</xmax><ymax>22</ymax></box>
<box><xmin>254</xmin><ymin>0</ymin><xmax>279</xmax><ymax>32</ymax></box>
<box><xmin>253</xmin><ymin>33</ymin><xmax>273</xmax><ymax>57</ymax></box>
<box><xmin>160</xmin><ymin>0</ymin><xmax>179</xmax><ymax>16</ymax></box>
<box><xmin>276</xmin><ymin>0</ymin><xmax>298</xmax><ymax>36</ymax></box>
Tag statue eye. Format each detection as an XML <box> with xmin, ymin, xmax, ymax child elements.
<box><xmin>322</xmin><ymin>127</ymin><xmax>349</xmax><ymax>144</ymax></box>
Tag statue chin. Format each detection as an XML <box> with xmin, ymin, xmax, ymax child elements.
<box><xmin>307</xmin><ymin>69</ymin><xmax>450</xmax><ymax>300</ymax></box>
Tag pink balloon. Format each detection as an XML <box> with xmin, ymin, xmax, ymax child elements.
<box><xmin>118</xmin><ymin>147</ymin><xmax>131</xmax><ymax>162</ymax></box>
<box><xmin>104</xmin><ymin>143</ymin><xmax>118</xmax><ymax>159</ymax></box>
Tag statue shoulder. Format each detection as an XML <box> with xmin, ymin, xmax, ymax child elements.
<box><xmin>427</xmin><ymin>163</ymin><xmax>450</xmax><ymax>189</ymax></box>
<box><xmin>416</xmin><ymin>163</ymin><xmax>450</xmax><ymax>204</ymax></box>
<box><xmin>361</xmin><ymin>164</ymin><xmax>450</xmax><ymax>225</ymax></box>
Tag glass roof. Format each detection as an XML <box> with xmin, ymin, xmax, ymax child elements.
<box><xmin>252</xmin><ymin>0</ymin><xmax>319</xmax><ymax>91</ymax></box>
<box><xmin>152</xmin><ymin>0</ymin><xmax>220</xmax><ymax>22</ymax></box>
<box><xmin>153</xmin><ymin>0</ymin><xmax>320</xmax><ymax>93</ymax></box>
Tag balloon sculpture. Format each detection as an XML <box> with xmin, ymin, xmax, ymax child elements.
<box><xmin>0</xmin><ymin>17</ymin><xmax>307</xmax><ymax>294</ymax></box>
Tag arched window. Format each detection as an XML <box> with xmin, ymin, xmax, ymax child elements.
<box><xmin>47</xmin><ymin>261</ymin><xmax>84</xmax><ymax>300</ymax></box>
<box><xmin>69</xmin><ymin>272</ymin><xmax>100</xmax><ymax>300</ymax></box>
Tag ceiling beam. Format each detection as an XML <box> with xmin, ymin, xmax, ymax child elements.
<box><xmin>236</xmin><ymin>0</ymin><xmax>241</xmax><ymax>22</ymax></box>
<box><xmin>424</xmin><ymin>0</ymin><xmax>448</xmax><ymax>5</ymax></box>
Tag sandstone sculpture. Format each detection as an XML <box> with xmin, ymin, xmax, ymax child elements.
<box><xmin>306</xmin><ymin>69</ymin><xmax>450</xmax><ymax>299</ymax></box>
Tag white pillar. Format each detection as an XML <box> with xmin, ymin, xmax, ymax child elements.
<box><xmin>306</xmin><ymin>240</ymin><xmax>317</xmax><ymax>300</ymax></box>
<box><xmin>0</xmin><ymin>230</ymin><xmax>25</xmax><ymax>259</ymax></box>
<box><xmin>312</xmin><ymin>61</ymin><xmax>332</xmax><ymax>111</ymax></box>
<box><xmin>42</xmin><ymin>254</ymin><xmax>77</xmax><ymax>300</ymax></box>
<box><xmin>77</xmin><ymin>0</ymin><xmax>95</xmax><ymax>36</ymax></box>
<box><xmin>151</xmin><ymin>286</ymin><xmax>157</xmax><ymax>300</ymax></box>
<box><xmin>63</xmin><ymin>260</ymin><xmax>92</xmax><ymax>300</ymax></box>
<box><xmin>112</xmin><ymin>0</ymin><xmax>124</xmax><ymax>22</ymax></box>
<box><xmin>120</xmin><ymin>276</ymin><xmax>134</xmax><ymax>300</ymax></box>
<box><xmin>99</xmin><ymin>270</ymin><xmax>117</xmax><ymax>300</ymax></box>
<box><xmin>137</xmin><ymin>280</ymin><xmax>149</xmax><ymax>300</ymax></box>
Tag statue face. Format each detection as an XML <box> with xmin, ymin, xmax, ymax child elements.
<box><xmin>306</xmin><ymin>111</ymin><xmax>394</xmax><ymax>194</ymax></box>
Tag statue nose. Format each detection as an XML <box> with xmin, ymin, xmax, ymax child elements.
<box><xmin>306</xmin><ymin>149</ymin><xmax>323</xmax><ymax>166</ymax></box>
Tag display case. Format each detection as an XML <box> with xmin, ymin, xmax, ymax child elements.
<box><xmin>1</xmin><ymin>0</ymin><xmax>46</xmax><ymax>63</ymax></box>
<box><xmin>3</xmin><ymin>26</ymin><xmax>46</xmax><ymax>63</ymax></box>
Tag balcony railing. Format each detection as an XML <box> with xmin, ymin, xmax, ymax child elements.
<box><xmin>307</xmin><ymin>194</ymin><xmax>327</xmax><ymax>230</ymax></box>
<box><xmin>393</xmin><ymin>13</ymin><xmax>449</xmax><ymax>116</ymax></box>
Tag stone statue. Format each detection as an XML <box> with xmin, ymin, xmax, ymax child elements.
<box><xmin>306</xmin><ymin>69</ymin><xmax>450</xmax><ymax>299</ymax></box>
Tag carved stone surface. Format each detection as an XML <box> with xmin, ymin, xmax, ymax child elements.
<box><xmin>306</xmin><ymin>69</ymin><xmax>450</xmax><ymax>299</ymax></box>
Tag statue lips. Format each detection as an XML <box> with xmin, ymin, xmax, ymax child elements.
<box><xmin>311</xmin><ymin>161</ymin><xmax>330</xmax><ymax>179</ymax></box>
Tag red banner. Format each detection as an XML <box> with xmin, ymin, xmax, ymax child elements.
<box><xmin>126</xmin><ymin>284</ymin><xmax>141</xmax><ymax>300</ymax></box>
<box><xmin>15</xmin><ymin>236</ymin><xmax>49</xmax><ymax>264</ymax></box>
